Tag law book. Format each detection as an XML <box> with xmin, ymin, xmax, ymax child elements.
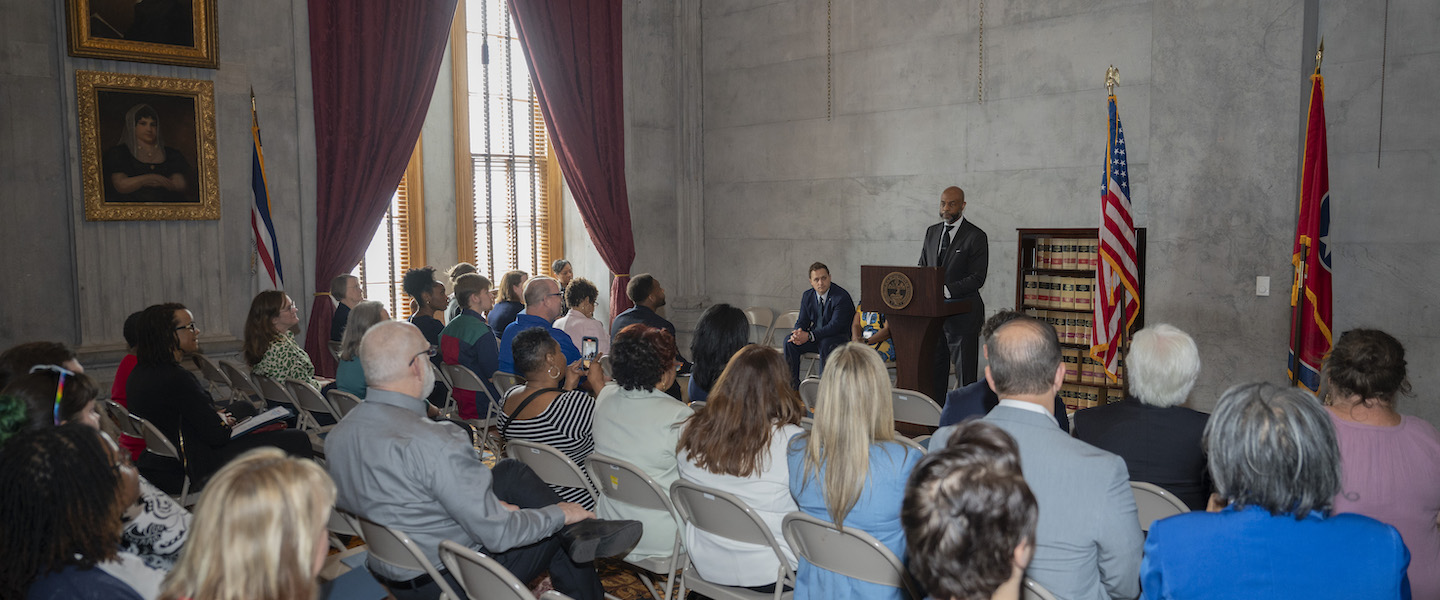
<box><xmin>1062</xmin><ymin>348</ymin><xmax>1079</xmax><ymax>382</ymax></box>
<box><xmin>1037</xmin><ymin>238</ymin><xmax>1052</xmax><ymax>268</ymax></box>
<box><xmin>1063</xmin><ymin>240</ymin><xmax>1079</xmax><ymax>270</ymax></box>
<box><xmin>1024</xmin><ymin>274</ymin><xmax>1039</xmax><ymax>307</ymax></box>
<box><xmin>1060</xmin><ymin>385</ymin><xmax>1081</xmax><ymax>412</ymax></box>
<box><xmin>1060</xmin><ymin>277</ymin><xmax>1077</xmax><ymax>310</ymax></box>
<box><xmin>231</xmin><ymin>406</ymin><xmax>294</xmax><ymax>439</ymax></box>
<box><xmin>1074</xmin><ymin>278</ymin><xmax>1093</xmax><ymax>312</ymax></box>
<box><xmin>1107</xmin><ymin>387</ymin><xmax>1125</xmax><ymax>404</ymax></box>
<box><xmin>1083</xmin><ymin>238</ymin><xmax>1099</xmax><ymax>269</ymax></box>
<box><xmin>1037</xmin><ymin>276</ymin><xmax>1052</xmax><ymax>308</ymax></box>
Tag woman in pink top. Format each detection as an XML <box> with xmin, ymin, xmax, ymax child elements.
<box><xmin>1325</xmin><ymin>328</ymin><xmax>1440</xmax><ymax>599</ymax></box>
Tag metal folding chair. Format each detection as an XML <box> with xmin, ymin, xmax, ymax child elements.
<box><xmin>505</xmin><ymin>440</ymin><xmax>599</xmax><ymax>508</ymax></box>
<box><xmin>670</xmin><ymin>480</ymin><xmax>795</xmax><ymax>600</ymax></box>
<box><xmin>780</xmin><ymin>512</ymin><xmax>921</xmax><ymax>600</ymax></box>
<box><xmin>326</xmin><ymin>389</ymin><xmax>362</xmax><ymax>418</ymax></box>
<box><xmin>1131</xmin><ymin>481</ymin><xmax>1189</xmax><ymax>532</ymax></box>
<box><xmin>355</xmin><ymin>517</ymin><xmax>460</xmax><ymax>600</ymax></box>
<box><xmin>742</xmin><ymin>306</ymin><xmax>776</xmax><ymax>346</ymax></box>
<box><xmin>439</xmin><ymin>540</ymin><xmax>578</xmax><ymax>600</ymax></box>
<box><xmin>586</xmin><ymin>453</ymin><xmax>687</xmax><ymax>600</ymax></box>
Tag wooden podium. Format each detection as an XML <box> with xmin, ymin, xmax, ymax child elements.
<box><xmin>861</xmin><ymin>266</ymin><xmax>972</xmax><ymax>402</ymax></box>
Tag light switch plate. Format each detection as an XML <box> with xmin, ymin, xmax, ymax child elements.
<box><xmin>1256</xmin><ymin>276</ymin><xmax>1270</xmax><ymax>297</ymax></box>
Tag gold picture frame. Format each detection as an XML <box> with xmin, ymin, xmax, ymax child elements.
<box><xmin>66</xmin><ymin>0</ymin><xmax>218</xmax><ymax>68</ymax></box>
<box><xmin>78</xmin><ymin>70</ymin><xmax>219</xmax><ymax>221</ymax></box>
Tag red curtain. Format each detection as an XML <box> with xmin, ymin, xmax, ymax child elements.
<box><xmin>509</xmin><ymin>0</ymin><xmax>636</xmax><ymax>323</ymax></box>
<box><xmin>302</xmin><ymin>0</ymin><xmax>458</xmax><ymax>375</ymax></box>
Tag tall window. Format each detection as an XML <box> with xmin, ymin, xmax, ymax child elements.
<box><xmin>355</xmin><ymin>145</ymin><xmax>426</xmax><ymax>319</ymax></box>
<box><xmin>456</xmin><ymin>0</ymin><xmax>562</xmax><ymax>278</ymax></box>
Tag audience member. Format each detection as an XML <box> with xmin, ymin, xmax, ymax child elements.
<box><xmin>686</xmin><ymin>303</ymin><xmax>749</xmax><ymax>405</ymax></box>
<box><xmin>3</xmin><ymin>367</ymin><xmax>192</xmax><ymax>572</ymax></box>
<box><xmin>903</xmin><ymin>420</ymin><xmax>1037</xmax><ymax>600</ymax></box>
<box><xmin>788</xmin><ymin>342</ymin><xmax>922</xmax><ymax>599</ymax></box>
<box><xmin>335</xmin><ymin>301</ymin><xmax>389</xmax><ymax>400</ymax></box>
<box><xmin>784</xmin><ymin>262</ymin><xmax>855</xmax><ymax>387</ymax></box>
<box><xmin>611</xmin><ymin>273</ymin><xmax>692</xmax><ymax>372</ymax></box>
<box><xmin>113</xmin><ymin>311</ymin><xmax>148</xmax><ymax>459</ymax></box>
<box><xmin>591</xmin><ymin>324</ymin><xmax>694</xmax><ymax>562</ymax></box>
<box><xmin>0</xmin><ymin>425</ymin><xmax>164</xmax><ymax>599</ymax></box>
<box><xmin>935</xmin><ymin>316</ymin><xmax>1139</xmax><ymax>600</ymax></box>
<box><xmin>1073</xmin><ymin>324</ymin><xmax>1210</xmax><ymax>509</ymax></box>
<box><xmin>851</xmin><ymin>299</ymin><xmax>895</xmax><ymax>363</ymax></box>
<box><xmin>1323</xmin><ymin>329</ymin><xmax>1439</xmax><ymax>599</ymax></box>
<box><xmin>402</xmin><ymin>267</ymin><xmax>448</xmax><ymax>350</ymax></box>
<box><xmin>552</xmin><ymin>259</ymin><xmax>574</xmax><ymax>317</ymax></box>
<box><xmin>489</xmin><ymin>270</ymin><xmax>530</xmax><ymax>335</ymax></box>
<box><xmin>555</xmin><ymin>277</ymin><xmax>610</xmax><ymax>356</ymax></box>
<box><xmin>243</xmin><ymin>290</ymin><xmax>321</xmax><ymax>389</ymax></box>
<box><xmin>158</xmin><ymin>448</ymin><xmax>334</xmax><ymax>600</ymax></box>
<box><xmin>0</xmin><ymin>340</ymin><xmax>83</xmax><ymax>390</ymax></box>
<box><xmin>501</xmin><ymin>328</ymin><xmax>608</xmax><ymax>509</ymax></box>
<box><xmin>677</xmin><ymin>345</ymin><xmax>805</xmax><ymax>591</ymax></box>
<box><xmin>441</xmin><ymin>273</ymin><xmax>502</xmax><ymax>418</ymax></box>
<box><xmin>128</xmin><ymin>303</ymin><xmax>313</xmax><ymax>493</ymax></box>
<box><xmin>498</xmin><ymin>276</ymin><xmax>580</xmax><ymax>374</ymax></box>
<box><xmin>444</xmin><ymin>262</ymin><xmax>478</xmax><ymax>322</ymax></box>
<box><xmin>937</xmin><ymin>311</ymin><xmax>1069</xmax><ymax>431</ymax></box>
<box><xmin>326</xmin><ymin>321</ymin><xmax>640</xmax><ymax>600</ymax></box>
<box><xmin>329</xmin><ymin>273</ymin><xmax>364</xmax><ymax>342</ymax></box>
<box><xmin>1141</xmin><ymin>382</ymin><xmax>1411</xmax><ymax>598</ymax></box>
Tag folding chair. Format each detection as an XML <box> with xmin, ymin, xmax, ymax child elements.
<box><xmin>894</xmin><ymin>435</ymin><xmax>926</xmax><ymax>454</ymax></box>
<box><xmin>797</xmin><ymin>378</ymin><xmax>821</xmax><ymax>411</ymax></box>
<box><xmin>191</xmin><ymin>354</ymin><xmax>235</xmax><ymax>403</ymax></box>
<box><xmin>1131</xmin><ymin>481</ymin><xmax>1189</xmax><ymax>532</ymax></box>
<box><xmin>284</xmin><ymin>379</ymin><xmax>339</xmax><ymax>434</ymax></box>
<box><xmin>133</xmin><ymin>413</ymin><xmax>200</xmax><ymax>506</ymax></box>
<box><xmin>328</xmin><ymin>340</ymin><xmax>343</xmax><ymax>362</ymax></box>
<box><xmin>780</xmin><ymin>512</ymin><xmax>921</xmax><ymax>600</ymax></box>
<box><xmin>355</xmin><ymin>517</ymin><xmax>461</xmax><ymax>600</ymax></box>
<box><xmin>326</xmin><ymin>389</ymin><xmax>362</xmax><ymax>418</ymax></box>
<box><xmin>219</xmin><ymin>360</ymin><xmax>263</xmax><ymax>407</ymax></box>
<box><xmin>1022</xmin><ymin>577</ymin><xmax>1060</xmax><ymax>600</ymax></box>
<box><xmin>492</xmin><ymin>372</ymin><xmax>526</xmax><ymax>394</ymax></box>
<box><xmin>586</xmin><ymin>453</ymin><xmax>687</xmax><ymax>600</ymax></box>
<box><xmin>598</xmin><ymin>355</ymin><xmax>613</xmax><ymax>379</ymax></box>
<box><xmin>321</xmin><ymin>509</ymin><xmax>368</xmax><ymax>580</ymax></box>
<box><xmin>670</xmin><ymin>480</ymin><xmax>795</xmax><ymax>600</ymax></box>
<box><xmin>439</xmin><ymin>540</ymin><xmax>577</xmax><ymax>600</ymax></box>
<box><xmin>769</xmin><ymin>311</ymin><xmax>800</xmax><ymax>352</ymax></box>
<box><xmin>742</xmin><ymin>306</ymin><xmax>776</xmax><ymax>346</ymax></box>
<box><xmin>891</xmin><ymin>388</ymin><xmax>943</xmax><ymax>445</ymax></box>
<box><xmin>505</xmin><ymin>440</ymin><xmax>599</xmax><ymax>508</ymax></box>
<box><xmin>253</xmin><ymin>374</ymin><xmax>297</xmax><ymax>410</ymax></box>
<box><xmin>443</xmin><ymin>363</ymin><xmax>505</xmax><ymax>457</ymax></box>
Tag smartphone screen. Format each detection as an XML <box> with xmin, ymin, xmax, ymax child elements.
<box><xmin>581</xmin><ymin>336</ymin><xmax>598</xmax><ymax>369</ymax></box>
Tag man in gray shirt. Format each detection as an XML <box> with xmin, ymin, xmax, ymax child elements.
<box><xmin>328</xmin><ymin>321</ymin><xmax>640</xmax><ymax>600</ymax></box>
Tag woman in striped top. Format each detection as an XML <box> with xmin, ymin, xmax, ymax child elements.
<box><xmin>499</xmin><ymin>327</ymin><xmax>609</xmax><ymax>509</ymax></box>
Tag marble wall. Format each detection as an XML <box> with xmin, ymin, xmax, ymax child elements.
<box><xmin>697</xmin><ymin>0</ymin><xmax>1440</xmax><ymax>426</ymax></box>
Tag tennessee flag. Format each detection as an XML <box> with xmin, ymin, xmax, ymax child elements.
<box><xmin>251</xmin><ymin>94</ymin><xmax>283</xmax><ymax>291</ymax></box>
<box><xmin>1090</xmin><ymin>93</ymin><xmax>1140</xmax><ymax>382</ymax></box>
<box><xmin>1288</xmin><ymin>73</ymin><xmax>1333</xmax><ymax>392</ymax></box>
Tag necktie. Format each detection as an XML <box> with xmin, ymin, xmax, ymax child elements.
<box><xmin>939</xmin><ymin>224</ymin><xmax>954</xmax><ymax>258</ymax></box>
<box><xmin>818</xmin><ymin>296</ymin><xmax>826</xmax><ymax>324</ymax></box>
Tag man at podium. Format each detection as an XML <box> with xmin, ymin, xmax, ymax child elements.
<box><xmin>918</xmin><ymin>186</ymin><xmax>988</xmax><ymax>394</ymax></box>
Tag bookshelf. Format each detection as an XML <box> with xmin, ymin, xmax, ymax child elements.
<box><xmin>1015</xmin><ymin>228</ymin><xmax>1147</xmax><ymax>416</ymax></box>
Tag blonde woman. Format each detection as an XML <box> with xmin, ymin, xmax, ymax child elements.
<box><xmin>787</xmin><ymin>342</ymin><xmax>921</xmax><ymax>600</ymax></box>
<box><xmin>160</xmin><ymin>448</ymin><xmax>335</xmax><ymax>600</ymax></box>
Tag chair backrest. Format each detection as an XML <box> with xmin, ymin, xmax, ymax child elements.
<box><xmin>770</xmin><ymin>310</ymin><xmax>800</xmax><ymax>349</ymax></box>
<box><xmin>253</xmin><ymin>373</ymin><xmax>296</xmax><ymax>408</ymax></box>
<box><xmin>781</xmin><ymin>512</ymin><xmax>920</xmax><ymax>599</ymax></box>
<box><xmin>891</xmin><ymin>388</ymin><xmax>942</xmax><ymax>428</ymax></box>
<box><xmin>285</xmin><ymin>379</ymin><xmax>337</xmax><ymax>430</ymax></box>
<box><xmin>443</xmin><ymin>363</ymin><xmax>503</xmax><ymax>422</ymax></box>
<box><xmin>1022</xmin><ymin>577</ymin><xmax>1060</xmax><ymax>600</ymax></box>
<box><xmin>598</xmin><ymin>354</ymin><xmax>613</xmax><ymax>378</ymax></box>
<box><xmin>219</xmin><ymin>360</ymin><xmax>261</xmax><ymax>402</ymax></box>
<box><xmin>356</xmin><ymin>517</ymin><xmax>459</xmax><ymax>600</ymax></box>
<box><xmin>798</xmin><ymin>377</ymin><xmax>821</xmax><ymax>411</ymax></box>
<box><xmin>492</xmin><ymin>371</ymin><xmax>525</xmax><ymax>393</ymax></box>
<box><xmin>670</xmin><ymin>480</ymin><xmax>793</xmax><ymax>574</ymax></box>
<box><xmin>742</xmin><ymin>306</ymin><xmax>776</xmax><ymax>345</ymax></box>
<box><xmin>327</xmin><ymin>340</ymin><xmax>342</xmax><ymax>362</ymax></box>
<box><xmin>1130</xmin><ymin>481</ymin><xmax>1189</xmax><ymax>531</ymax></box>
<box><xmin>103</xmin><ymin>400</ymin><xmax>144</xmax><ymax>438</ymax></box>
<box><xmin>586</xmin><ymin>453</ymin><xmax>676</xmax><ymax>515</ymax></box>
<box><xmin>133</xmin><ymin>413</ymin><xmax>180</xmax><ymax>460</ymax></box>
<box><xmin>326</xmin><ymin>389</ymin><xmax>362</xmax><ymax>418</ymax></box>
<box><xmin>506</xmin><ymin>440</ymin><xmax>599</xmax><ymax>505</ymax></box>
<box><xmin>191</xmin><ymin>354</ymin><xmax>232</xmax><ymax>395</ymax></box>
<box><xmin>894</xmin><ymin>435</ymin><xmax>926</xmax><ymax>453</ymax></box>
<box><xmin>438</xmin><ymin>540</ymin><xmax>537</xmax><ymax>600</ymax></box>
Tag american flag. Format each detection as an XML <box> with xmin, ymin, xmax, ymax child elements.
<box><xmin>1090</xmin><ymin>95</ymin><xmax>1140</xmax><ymax>381</ymax></box>
<box><xmin>250</xmin><ymin>94</ymin><xmax>284</xmax><ymax>291</ymax></box>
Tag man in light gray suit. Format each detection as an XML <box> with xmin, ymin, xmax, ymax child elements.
<box><xmin>931</xmin><ymin>316</ymin><xmax>1141</xmax><ymax>600</ymax></box>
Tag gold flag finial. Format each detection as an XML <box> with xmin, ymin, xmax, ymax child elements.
<box><xmin>1105</xmin><ymin>65</ymin><xmax>1120</xmax><ymax>95</ymax></box>
<box><xmin>1314</xmin><ymin>38</ymin><xmax>1324</xmax><ymax>74</ymax></box>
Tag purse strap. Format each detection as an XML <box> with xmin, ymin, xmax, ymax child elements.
<box><xmin>500</xmin><ymin>387</ymin><xmax>565</xmax><ymax>437</ymax></box>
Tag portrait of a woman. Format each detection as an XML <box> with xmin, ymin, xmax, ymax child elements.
<box><xmin>103</xmin><ymin>103</ymin><xmax>192</xmax><ymax>203</ymax></box>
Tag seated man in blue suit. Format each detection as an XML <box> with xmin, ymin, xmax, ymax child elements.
<box><xmin>939</xmin><ymin>310</ymin><xmax>1069</xmax><ymax>431</ymax></box>
<box><xmin>783</xmin><ymin>262</ymin><xmax>855</xmax><ymax>387</ymax></box>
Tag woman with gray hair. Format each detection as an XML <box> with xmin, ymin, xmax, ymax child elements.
<box><xmin>335</xmin><ymin>301</ymin><xmax>389</xmax><ymax>399</ymax></box>
<box><xmin>1139</xmin><ymin>382</ymin><xmax>1411</xmax><ymax>599</ymax></box>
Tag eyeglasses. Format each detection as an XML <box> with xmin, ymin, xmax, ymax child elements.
<box><xmin>174</xmin><ymin>322</ymin><xmax>199</xmax><ymax>332</ymax></box>
<box><xmin>29</xmin><ymin>364</ymin><xmax>75</xmax><ymax>425</ymax></box>
<box><xmin>409</xmin><ymin>346</ymin><xmax>438</xmax><ymax>366</ymax></box>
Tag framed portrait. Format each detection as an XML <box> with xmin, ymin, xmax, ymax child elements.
<box><xmin>77</xmin><ymin>70</ymin><xmax>219</xmax><ymax>221</ymax></box>
<box><xmin>66</xmin><ymin>0</ymin><xmax>217</xmax><ymax>68</ymax></box>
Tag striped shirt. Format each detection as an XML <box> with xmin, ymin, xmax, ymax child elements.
<box><xmin>498</xmin><ymin>388</ymin><xmax>598</xmax><ymax>509</ymax></box>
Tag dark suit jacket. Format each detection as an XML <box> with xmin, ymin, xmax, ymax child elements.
<box><xmin>1072</xmin><ymin>396</ymin><xmax>1211</xmax><ymax>511</ymax></box>
<box><xmin>795</xmin><ymin>283</ymin><xmax>855</xmax><ymax>346</ymax></box>
<box><xmin>939</xmin><ymin>379</ymin><xmax>1070</xmax><ymax>433</ymax></box>
<box><xmin>918</xmin><ymin>218</ymin><xmax>988</xmax><ymax>302</ymax></box>
<box><xmin>611</xmin><ymin>305</ymin><xmax>691</xmax><ymax>368</ymax></box>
